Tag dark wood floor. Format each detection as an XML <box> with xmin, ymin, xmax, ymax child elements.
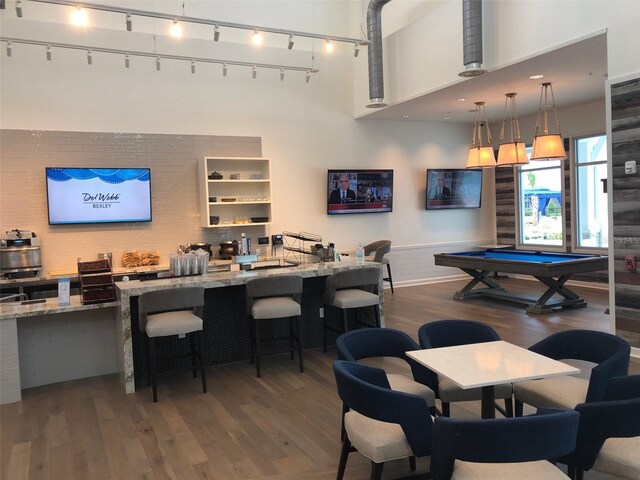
<box><xmin>1</xmin><ymin>278</ymin><xmax>636</xmax><ymax>480</ymax></box>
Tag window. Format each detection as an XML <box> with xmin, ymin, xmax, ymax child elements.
<box><xmin>518</xmin><ymin>149</ymin><xmax>564</xmax><ymax>247</ymax></box>
<box><xmin>575</xmin><ymin>134</ymin><xmax>608</xmax><ymax>249</ymax></box>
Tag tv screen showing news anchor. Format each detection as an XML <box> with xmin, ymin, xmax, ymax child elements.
<box><xmin>327</xmin><ymin>170</ymin><xmax>393</xmax><ymax>215</ymax></box>
<box><xmin>426</xmin><ymin>169</ymin><xmax>482</xmax><ymax>210</ymax></box>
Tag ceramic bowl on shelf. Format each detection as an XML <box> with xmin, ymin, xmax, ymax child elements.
<box><xmin>209</xmin><ymin>216</ymin><xmax>220</xmax><ymax>225</ymax></box>
<box><xmin>250</xmin><ymin>217</ymin><xmax>269</xmax><ymax>223</ymax></box>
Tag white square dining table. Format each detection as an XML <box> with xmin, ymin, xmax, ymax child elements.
<box><xmin>407</xmin><ymin>340</ymin><xmax>581</xmax><ymax>419</ymax></box>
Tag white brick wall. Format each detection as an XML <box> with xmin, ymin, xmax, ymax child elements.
<box><xmin>0</xmin><ymin>130</ymin><xmax>263</xmax><ymax>274</ymax></box>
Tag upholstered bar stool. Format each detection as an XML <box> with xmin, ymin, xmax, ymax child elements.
<box><xmin>246</xmin><ymin>275</ymin><xmax>303</xmax><ymax>378</ymax></box>
<box><xmin>364</xmin><ymin>240</ymin><xmax>394</xmax><ymax>293</ymax></box>
<box><xmin>138</xmin><ymin>287</ymin><xmax>207</xmax><ymax>403</ymax></box>
<box><xmin>323</xmin><ymin>266</ymin><xmax>381</xmax><ymax>352</ymax></box>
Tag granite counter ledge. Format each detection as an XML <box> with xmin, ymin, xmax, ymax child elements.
<box><xmin>0</xmin><ymin>295</ymin><xmax>119</xmax><ymax>320</ymax></box>
<box><xmin>115</xmin><ymin>261</ymin><xmax>384</xmax><ymax>394</ymax></box>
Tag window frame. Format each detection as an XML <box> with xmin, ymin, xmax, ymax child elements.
<box><xmin>515</xmin><ymin>154</ymin><xmax>567</xmax><ymax>252</ymax></box>
<box><xmin>571</xmin><ymin>132</ymin><xmax>608</xmax><ymax>254</ymax></box>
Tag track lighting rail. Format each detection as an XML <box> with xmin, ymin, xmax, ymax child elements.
<box><xmin>1</xmin><ymin>36</ymin><xmax>319</xmax><ymax>77</ymax></box>
<box><xmin>23</xmin><ymin>0</ymin><xmax>368</xmax><ymax>47</ymax></box>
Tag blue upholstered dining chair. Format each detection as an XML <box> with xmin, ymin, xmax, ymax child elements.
<box><xmin>564</xmin><ymin>375</ymin><xmax>640</xmax><ymax>480</ymax></box>
<box><xmin>514</xmin><ymin>330</ymin><xmax>630</xmax><ymax>415</ymax></box>
<box><xmin>336</xmin><ymin>328</ymin><xmax>437</xmax><ymax>417</ymax></box>
<box><xmin>418</xmin><ymin>320</ymin><xmax>513</xmax><ymax>417</ymax></box>
<box><xmin>431</xmin><ymin>410</ymin><xmax>580</xmax><ymax>480</ymax></box>
<box><xmin>333</xmin><ymin>360</ymin><xmax>435</xmax><ymax>480</ymax></box>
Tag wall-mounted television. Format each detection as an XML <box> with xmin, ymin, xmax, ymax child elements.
<box><xmin>425</xmin><ymin>168</ymin><xmax>482</xmax><ymax>210</ymax></box>
<box><xmin>327</xmin><ymin>169</ymin><xmax>393</xmax><ymax>215</ymax></box>
<box><xmin>46</xmin><ymin>167</ymin><xmax>152</xmax><ymax>224</ymax></box>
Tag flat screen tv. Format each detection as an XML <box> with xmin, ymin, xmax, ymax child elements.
<box><xmin>46</xmin><ymin>167</ymin><xmax>152</xmax><ymax>224</ymax></box>
<box><xmin>425</xmin><ymin>168</ymin><xmax>482</xmax><ymax>210</ymax></box>
<box><xmin>327</xmin><ymin>169</ymin><xmax>393</xmax><ymax>215</ymax></box>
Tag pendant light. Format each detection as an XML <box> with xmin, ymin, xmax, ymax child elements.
<box><xmin>531</xmin><ymin>82</ymin><xmax>567</xmax><ymax>161</ymax></box>
<box><xmin>467</xmin><ymin>101</ymin><xmax>496</xmax><ymax>169</ymax></box>
<box><xmin>496</xmin><ymin>93</ymin><xmax>529</xmax><ymax>166</ymax></box>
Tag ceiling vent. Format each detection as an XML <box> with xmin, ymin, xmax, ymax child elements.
<box><xmin>366</xmin><ymin>0</ymin><xmax>393</xmax><ymax>108</ymax></box>
<box><xmin>459</xmin><ymin>0</ymin><xmax>487</xmax><ymax>77</ymax></box>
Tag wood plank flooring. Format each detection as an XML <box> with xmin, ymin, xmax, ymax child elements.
<box><xmin>1</xmin><ymin>278</ymin><xmax>636</xmax><ymax>480</ymax></box>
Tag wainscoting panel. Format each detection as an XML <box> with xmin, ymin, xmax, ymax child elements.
<box><xmin>385</xmin><ymin>239</ymin><xmax>495</xmax><ymax>288</ymax></box>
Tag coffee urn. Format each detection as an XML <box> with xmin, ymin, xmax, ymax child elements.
<box><xmin>0</xmin><ymin>230</ymin><xmax>42</xmax><ymax>278</ymax></box>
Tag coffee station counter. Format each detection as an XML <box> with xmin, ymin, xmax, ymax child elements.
<box><xmin>0</xmin><ymin>260</ymin><xmax>384</xmax><ymax>403</ymax></box>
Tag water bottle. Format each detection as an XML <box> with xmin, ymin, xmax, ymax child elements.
<box><xmin>356</xmin><ymin>242</ymin><xmax>364</xmax><ymax>265</ymax></box>
<box><xmin>241</xmin><ymin>233</ymin><xmax>247</xmax><ymax>256</ymax></box>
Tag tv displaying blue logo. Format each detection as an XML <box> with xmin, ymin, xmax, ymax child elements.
<box><xmin>46</xmin><ymin>168</ymin><xmax>152</xmax><ymax>224</ymax></box>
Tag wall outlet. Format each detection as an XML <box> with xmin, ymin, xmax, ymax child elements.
<box><xmin>319</xmin><ymin>307</ymin><xmax>324</xmax><ymax>318</ymax></box>
<box><xmin>625</xmin><ymin>160</ymin><xmax>637</xmax><ymax>175</ymax></box>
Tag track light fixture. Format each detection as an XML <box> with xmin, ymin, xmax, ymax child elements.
<box><xmin>70</xmin><ymin>6</ymin><xmax>88</xmax><ymax>27</ymax></box>
<box><xmin>19</xmin><ymin>0</ymin><xmax>366</xmax><ymax>51</ymax></box>
<box><xmin>169</xmin><ymin>19</ymin><xmax>182</xmax><ymax>38</ymax></box>
<box><xmin>1</xmin><ymin>37</ymin><xmax>320</xmax><ymax>80</ymax></box>
<box><xmin>213</xmin><ymin>25</ymin><xmax>220</xmax><ymax>41</ymax></box>
<box><xmin>325</xmin><ymin>39</ymin><xmax>334</xmax><ymax>53</ymax></box>
<box><xmin>306</xmin><ymin>70</ymin><xmax>310</xmax><ymax>83</ymax></box>
<box><xmin>353</xmin><ymin>43</ymin><xmax>359</xmax><ymax>58</ymax></box>
<box><xmin>280</xmin><ymin>68</ymin><xmax>284</xmax><ymax>81</ymax></box>
<box><xmin>288</xmin><ymin>35</ymin><xmax>294</xmax><ymax>50</ymax></box>
<box><xmin>252</xmin><ymin>30</ymin><xmax>263</xmax><ymax>46</ymax></box>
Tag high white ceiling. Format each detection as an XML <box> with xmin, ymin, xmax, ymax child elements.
<box><xmin>362</xmin><ymin>33</ymin><xmax>608</xmax><ymax>123</ymax></box>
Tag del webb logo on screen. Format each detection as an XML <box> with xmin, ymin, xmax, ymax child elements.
<box><xmin>82</xmin><ymin>192</ymin><xmax>121</xmax><ymax>208</ymax></box>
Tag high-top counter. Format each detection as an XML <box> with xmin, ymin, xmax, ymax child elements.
<box><xmin>116</xmin><ymin>260</ymin><xmax>383</xmax><ymax>394</ymax></box>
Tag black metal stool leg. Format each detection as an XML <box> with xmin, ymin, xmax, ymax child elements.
<box><xmin>386</xmin><ymin>263</ymin><xmax>394</xmax><ymax>293</ymax></box>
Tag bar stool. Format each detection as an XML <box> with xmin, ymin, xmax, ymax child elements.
<box><xmin>246</xmin><ymin>275</ymin><xmax>303</xmax><ymax>378</ymax></box>
<box><xmin>138</xmin><ymin>287</ymin><xmax>207</xmax><ymax>403</ymax></box>
<box><xmin>323</xmin><ymin>266</ymin><xmax>381</xmax><ymax>352</ymax></box>
<box><xmin>364</xmin><ymin>240</ymin><xmax>394</xmax><ymax>293</ymax></box>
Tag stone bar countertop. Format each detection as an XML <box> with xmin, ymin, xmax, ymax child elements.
<box><xmin>116</xmin><ymin>260</ymin><xmax>382</xmax><ymax>393</ymax></box>
<box><xmin>0</xmin><ymin>295</ymin><xmax>119</xmax><ymax>320</ymax></box>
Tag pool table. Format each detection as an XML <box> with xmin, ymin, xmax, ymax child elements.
<box><xmin>434</xmin><ymin>249</ymin><xmax>608</xmax><ymax>314</ymax></box>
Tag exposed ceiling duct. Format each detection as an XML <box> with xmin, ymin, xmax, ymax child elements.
<box><xmin>366</xmin><ymin>0</ymin><xmax>393</xmax><ymax>108</ymax></box>
<box><xmin>459</xmin><ymin>0</ymin><xmax>487</xmax><ymax>77</ymax></box>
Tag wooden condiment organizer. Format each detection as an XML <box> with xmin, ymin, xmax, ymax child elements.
<box><xmin>77</xmin><ymin>259</ymin><xmax>116</xmax><ymax>305</ymax></box>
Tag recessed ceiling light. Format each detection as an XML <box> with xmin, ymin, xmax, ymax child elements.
<box><xmin>530</xmin><ymin>74</ymin><xmax>544</xmax><ymax>80</ymax></box>
<box><xmin>401</xmin><ymin>114</ymin><xmax>410</xmax><ymax>118</ymax></box>
<box><xmin>457</xmin><ymin>97</ymin><xmax>467</xmax><ymax>102</ymax></box>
